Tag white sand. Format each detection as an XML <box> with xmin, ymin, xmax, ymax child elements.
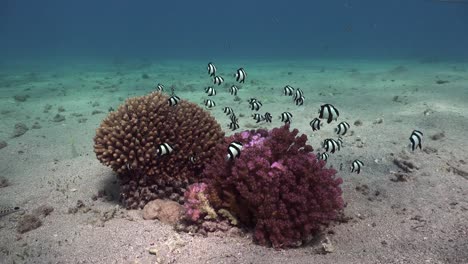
<box><xmin>0</xmin><ymin>59</ymin><xmax>467</xmax><ymax>264</ymax></box>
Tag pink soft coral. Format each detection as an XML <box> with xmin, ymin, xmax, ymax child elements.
<box><xmin>183</xmin><ymin>182</ymin><xmax>208</xmax><ymax>222</ymax></box>
<box><xmin>202</xmin><ymin>125</ymin><xmax>344</xmax><ymax>248</ymax></box>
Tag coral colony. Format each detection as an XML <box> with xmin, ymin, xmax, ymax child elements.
<box><xmin>94</xmin><ymin>105</ymin><xmax>344</xmax><ymax>248</ymax></box>
<box><xmin>94</xmin><ymin>62</ymin><xmax>423</xmax><ymax>248</ymax></box>
<box><xmin>94</xmin><ymin>92</ymin><xmax>225</xmax><ymax>209</ymax></box>
<box><xmin>200</xmin><ymin>126</ymin><xmax>344</xmax><ymax>248</ymax></box>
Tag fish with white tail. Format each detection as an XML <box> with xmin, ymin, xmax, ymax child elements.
<box><xmin>283</xmin><ymin>85</ymin><xmax>294</xmax><ymax>96</ymax></box>
<box><xmin>205</xmin><ymin>86</ymin><xmax>216</xmax><ymax>96</ymax></box>
<box><xmin>213</xmin><ymin>76</ymin><xmax>224</xmax><ymax>86</ymax></box>
<box><xmin>252</xmin><ymin>113</ymin><xmax>264</xmax><ymax>123</ymax></box>
<box><xmin>204</xmin><ymin>99</ymin><xmax>216</xmax><ymax>109</ymax></box>
<box><xmin>223</xmin><ymin>107</ymin><xmax>234</xmax><ymax>116</ymax></box>
<box><xmin>230</xmin><ymin>85</ymin><xmax>239</xmax><ymax>95</ymax></box>
<box><xmin>318</xmin><ymin>104</ymin><xmax>339</xmax><ymax>123</ymax></box>
<box><xmin>351</xmin><ymin>159</ymin><xmax>364</xmax><ymax>174</ymax></box>
<box><xmin>156</xmin><ymin>83</ymin><xmax>164</xmax><ymax>91</ymax></box>
<box><xmin>293</xmin><ymin>88</ymin><xmax>305</xmax><ymax>105</ymax></box>
<box><xmin>156</xmin><ymin>143</ymin><xmax>173</xmax><ymax>156</ymax></box>
<box><xmin>310</xmin><ymin>118</ymin><xmax>321</xmax><ymax>131</ymax></box>
<box><xmin>235</xmin><ymin>68</ymin><xmax>247</xmax><ymax>83</ymax></box>
<box><xmin>317</xmin><ymin>152</ymin><xmax>329</xmax><ymax>161</ymax></box>
<box><xmin>249</xmin><ymin>99</ymin><xmax>262</xmax><ymax>111</ymax></box>
<box><xmin>280</xmin><ymin>112</ymin><xmax>293</xmax><ymax>124</ymax></box>
<box><xmin>323</xmin><ymin>138</ymin><xmax>341</xmax><ymax>153</ymax></box>
<box><xmin>168</xmin><ymin>95</ymin><xmax>181</xmax><ymax>106</ymax></box>
<box><xmin>335</xmin><ymin>121</ymin><xmax>350</xmax><ymax>136</ymax></box>
<box><xmin>207</xmin><ymin>62</ymin><xmax>217</xmax><ymax>77</ymax></box>
<box><xmin>409</xmin><ymin>130</ymin><xmax>423</xmax><ymax>151</ymax></box>
<box><xmin>226</xmin><ymin>141</ymin><xmax>243</xmax><ymax>160</ymax></box>
<box><xmin>228</xmin><ymin>121</ymin><xmax>240</xmax><ymax>131</ymax></box>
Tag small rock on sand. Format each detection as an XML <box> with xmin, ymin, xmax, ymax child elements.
<box><xmin>53</xmin><ymin>114</ymin><xmax>65</xmax><ymax>122</ymax></box>
<box><xmin>430</xmin><ymin>132</ymin><xmax>445</xmax><ymax>140</ymax></box>
<box><xmin>13</xmin><ymin>95</ymin><xmax>29</xmax><ymax>102</ymax></box>
<box><xmin>373</xmin><ymin>118</ymin><xmax>384</xmax><ymax>124</ymax></box>
<box><xmin>142</xmin><ymin>199</ymin><xmax>184</xmax><ymax>225</ymax></box>
<box><xmin>0</xmin><ymin>176</ymin><xmax>9</xmax><ymax>188</ymax></box>
<box><xmin>17</xmin><ymin>214</ymin><xmax>42</xmax><ymax>234</ymax></box>
<box><xmin>0</xmin><ymin>140</ymin><xmax>7</xmax><ymax>149</ymax></box>
<box><xmin>321</xmin><ymin>236</ymin><xmax>335</xmax><ymax>253</ymax></box>
<box><xmin>92</xmin><ymin>110</ymin><xmax>104</xmax><ymax>115</ymax></box>
<box><xmin>13</xmin><ymin>123</ymin><xmax>29</xmax><ymax>137</ymax></box>
<box><xmin>148</xmin><ymin>247</ymin><xmax>158</xmax><ymax>255</ymax></box>
<box><xmin>43</xmin><ymin>104</ymin><xmax>52</xmax><ymax>113</ymax></box>
<box><xmin>31</xmin><ymin>122</ymin><xmax>42</xmax><ymax>129</ymax></box>
<box><xmin>436</xmin><ymin>80</ymin><xmax>449</xmax><ymax>84</ymax></box>
<box><xmin>32</xmin><ymin>205</ymin><xmax>54</xmax><ymax>217</ymax></box>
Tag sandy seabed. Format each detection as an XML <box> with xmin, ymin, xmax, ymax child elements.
<box><xmin>0</xmin><ymin>58</ymin><xmax>467</xmax><ymax>264</ymax></box>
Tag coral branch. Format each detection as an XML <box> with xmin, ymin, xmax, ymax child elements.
<box><xmin>202</xmin><ymin>125</ymin><xmax>344</xmax><ymax>248</ymax></box>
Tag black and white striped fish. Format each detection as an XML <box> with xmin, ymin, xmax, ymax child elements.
<box><xmin>229</xmin><ymin>122</ymin><xmax>240</xmax><ymax>131</ymax></box>
<box><xmin>230</xmin><ymin>85</ymin><xmax>239</xmax><ymax>95</ymax></box>
<box><xmin>295</xmin><ymin>96</ymin><xmax>305</xmax><ymax>106</ymax></box>
<box><xmin>351</xmin><ymin>159</ymin><xmax>364</xmax><ymax>174</ymax></box>
<box><xmin>223</xmin><ymin>107</ymin><xmax>234</xmax><ymax>115</ymax></box>
<box><xmin>230</xmin><ymin>113</ymin><xmax>238</xmax><ymax>123</ymax></box>
<box><xmin>207</xmin><ymin>62</ymin><xmax>216</xmax><ymax>77</ymax></box>
<box><xmin>264</xmin><ymin>112</ymin><xmax>272</xmax><ymax>123</ymax></box>
<box><xmin>409</xmin><ymin>130</ymin><xmax>423</xmax><ymax>151</ymax></box>
<box><xmin>235</xmin><ymin>68</ymin><xmax>247</xmax><ymax>83</ymax></box>
<box><xmin>337</xmin><ymin>137</ymin><xmax>344</xmax><ymax>149</ymax></box>
<box><xmin>283</xmin><ymin>85</ymin><xmax>294</xmax><ymax>96</ymax></box>
<box><xmin>189</xmin><ymin>156</ymin><xmax>197</xmax><ymax>164</ymax></box>
<box><xmin>280</xmin><ymin>112</ymin><xmax>293</xmax><ymax>124</ymax></box>
<box><xmin>310</xmin><ymin>118</ymin><xmax>321</xmax><ymax>131</ymax></box>
<box><xmin>205</xmin><ymin>86</ymin><xmax>217</xmax><ymax>96</ymax></box>
<box><xmin>213</xmin><ymin>76</ymin><xmax>224</xmax><ymax>85</ymax></box>
<box><xmin>252</xmin><ymin>113</ymin><xmax>264</xmax><ymax>123</ymax></box>
<box><xmin>0</xmin><ymin>206</ymin><xmax>22</xmax><ymax>217</ymax></box>
<box><xmin>293</xmin><ymin>88</ymin><xmax>304</xmax><ymax>101</ymax></box>
<box><xmin>323</xmin><ymin>138</ymin><xmax>341</xmax><ymax>153</ymax></box>
<box><xmin>335</xmin><ymin>121</ymin><xmax>350</xmax><ymax>136</ymax></box>
<box><xmin>204</xmin><ymin>99</ymin><xmax>216</xmax><ymax>108</ymax></box>
<box><xmin>317</xmin><ymin>152</ymin><xmax>329</xmax><ymax>161</ymax></box>
<box><xmin>156</xmin><ymin>83</ymin><xmax>164</xmax><ymax>91</ymax></box>
<box><xmin>248</xmin><ymin>98</ymin><xmax>260</xmax><ymax>108</ymax></box>
<box><xmin>226</xmin><ymin>141</ymin><xmax>243</xmax><ymax>160</ymax></box>
<box><xmin>250</xmin><ymin>101</ymin><xmax>262</xmax><ymax>111</ymax></box>
<box><xmin>156</xmin><ymin>143</ymin><xmax>173</xmax><ymax>156</ymax></box>
<box><xmin>168</xmin><ymin>95</ymin><xmax>181</xmax><ymax>106</ymax></box>
<box><xmin>247</xmin><ymin>98</ymin><xmax>258</xmax><ymax>104</ymax></box>
<box><xmin>318</xmin><ymin>104</ymin><xmax>340</xmax><ymax>123</ymax></box>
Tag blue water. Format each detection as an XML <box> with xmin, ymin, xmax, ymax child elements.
<box><xmin>1</xmin><ymin>0</ymin><xmax>467</xmax><ymax>62</ymax></box>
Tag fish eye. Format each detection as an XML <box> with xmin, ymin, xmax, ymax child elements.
<box><xmin>14</xmin><ymin>207</ymin><xmax>20</xmax><ymax>210</ymax></box>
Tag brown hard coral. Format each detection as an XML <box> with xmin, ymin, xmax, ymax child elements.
<box><xmin>94</xmin><ymin>92</ymin><xmax>224</xmax><ymax>209</ymax></box>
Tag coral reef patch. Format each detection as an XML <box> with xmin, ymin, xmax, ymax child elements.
<box><xmin>94</xmin><ymin>92</ymin><xmax>224</xmax><ymax>209</ymax></box>
<box><xmin>198</xmin><ymin>125</ymin><xmax>344</xmax><ymax>248</ymax></box>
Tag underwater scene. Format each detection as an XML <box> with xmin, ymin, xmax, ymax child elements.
<box><xmin>0</xmin><ymin>0</ymin><xmax>467</xmax><ymax>263</ymax></box>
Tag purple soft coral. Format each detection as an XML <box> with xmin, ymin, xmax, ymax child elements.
<box><xmin>202</xmin><ymin>125</ymin><xmax>344</xmax><ymax>248</ymax></box>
